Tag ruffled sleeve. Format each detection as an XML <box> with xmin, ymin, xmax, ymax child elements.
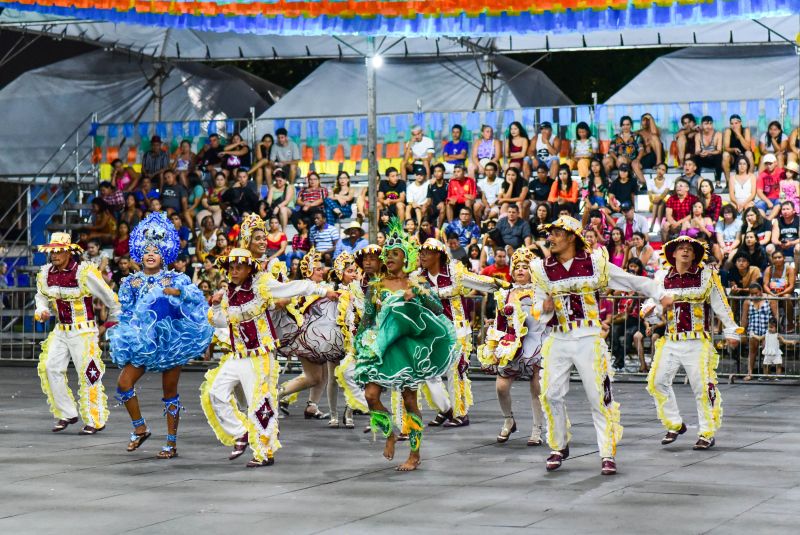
<box><xmin>117</xmin><ymin>275</ymin><xmax>136</xmax><ymax>321</ymax></box>
<box><xmin>167</xmin><ymin>272</ymin><xmax>206</xmax><ymax>308</ymax></box>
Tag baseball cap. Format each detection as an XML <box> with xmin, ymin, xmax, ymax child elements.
<box><xmin>621</xmin><ymin>201</ymin><xmax>634</xmax><ymax>211</ymax></box>
<box><xmin>762</xmin><ymin>153</ymin><xmax>777</xmax><ymax>164</ymax></box>
<box><xmin>618</xmin><ymin>163</ymin><xmax>631</xmax><ymax>172</ymax></box>
<box><xmin>150</xmin><ymin>135</ymin><xmax>162</xmax><ymax>143</ymax></box>
<box><xmin>539</xmin><ymin>121</ymin><xmax>552</xmax><ymax>130</ymax></box>
<box><xmin>413</xmin><ymin>164</ymin><xmax>426</xmax><ymax>176</ymax></box>
<box><xmin>98</xmin><ymin>180</ymin><xmax>113</xmax><ymax>189</ymax></box>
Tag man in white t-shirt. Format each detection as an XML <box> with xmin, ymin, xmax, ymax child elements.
<box><xmin>406</xmin><ymin>165</ymin><xmax>430</xmax><ymax>225</ymax></box>
<box><xmin>474</xmin><ymin>161</ymin><xmax>502</xmax><ymax>220</ymax></box>
<box><xmin>402</xmin><ymin>125</ymin><xmax>435</xmax><ymax>181</ymax></box>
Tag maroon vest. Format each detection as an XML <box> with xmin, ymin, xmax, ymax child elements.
<box><xmin>48</xmin><ymin>261</ymin><xmax>94</xmax><ymax>324</ymax></box>
<box><xmin>227</xmin><ymin>276</ymin><xmax>277</xmax><ymax>351</ymax></box>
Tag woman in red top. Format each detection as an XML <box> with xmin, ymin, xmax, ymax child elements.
<box><xmin>288</xmin><ymin>216</ymin><xmax>312</xmax><ymax>262</ymax></box>
<box><xmin>547</xmin><ymin>163</ymin><xmax>580</xmax><ymax>215</ymax></box>
<box><xmin>698</xmin><ymin>178</ymin><xmax>722</xmax><ymax>222</ymax></box>
<box><xmin>505</xmin><ymin>122</ymin><xmax>530</xmax><ymax>176</ymax></box>
<box><xmin>294</xmin><ymin>171</ymin><xmax>328</xmax><ymax>220</ymax></box>
<box><xmin>112</xmin><ymin>221</ymin><xmax>131</xmax><ymax>260</ymax></box>
<box><xmin>265</xmin><ymin>216</ymin><xmax>288</xmax><ymax>262</ymax></box>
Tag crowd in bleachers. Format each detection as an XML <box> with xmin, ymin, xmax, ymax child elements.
<box><xmin>68</xmin><ymin>112</ymin><xmax>800</xmax><ymax>376</ymax></box>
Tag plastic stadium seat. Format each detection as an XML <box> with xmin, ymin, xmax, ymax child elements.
<box><xmin>126</xmin><ymin>146</ymin><xmax>138</xmax><ymax>164</ymax></box>
<box><xmin>302</xmin><ymin>146</ymin><xmax>314</xmax><ymax>163</ymax></box>
<box><xmin>298</xmin><ymin>161</ymin><xmax>311</xmax><ymax>177</ymax></box>
<box><xmin>385</xmin><ymin>142</ymin><xmax>401</xmax><ymax>159</ymax></box>
<box><xmin>98</xmin><ymin>163</ymin><xmax>112</xmax><ymax>180</ymax></box>
<box><xmin>350</xmin><ymin>144</ymin><xmax>363</xmax><ymax>162</ymax></box>
<box><xmin>105</xmin><ymin>146</ymin><xmax>119</xmax><ymax>162</ymax></box>
<box><xmin>342</xmin><ymin>160</ymin><xmax>357</xmax><ymax>175</ymax></box>
<box><xmin>331</xmin><ymin>145</ymin><xmax>345</xmax><ymax>163</ymax></box>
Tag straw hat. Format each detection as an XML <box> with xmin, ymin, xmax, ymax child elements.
<box><xmin>540</xmin><ymin>215</ymin><xmax>589</xmax><ymax>251</ymax></box>
<box><xmin>37</xmin><ymin>232</ymin><xmax>82</xmax><ymax>254</ymax></box>
<box><xmin>662</xmin><ymin>235</ymin><xmax>708</xmax><ymax>269</ymax></box>
<box><xmin>216</xmin><ymin>248</ymin><xmax>262</xmax><ymax>271</ymax></box>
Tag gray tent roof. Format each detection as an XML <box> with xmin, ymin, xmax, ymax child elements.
<box><xmin>261</xmin><ymin>55</ymin><xmax>571</xmax><ymax>120</ymax></box>
<box><xmin>0</xmin><ymin>49</ymin><xmax>274</xmax><ymax>177</ymax></box>
<box><xmin>606</xmin><ymin>45</ymin><xmax>799</xmax><ymax>105</ymax></box>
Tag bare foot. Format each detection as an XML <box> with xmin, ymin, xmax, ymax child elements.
<box><xmin>396</xmin><ymin>452</ymin><xmax>421</xmax><ymax>471</ymax></box>
<box><xmin>383</xmin><ymin>434</ymin><xmax>397</xmax><ymax>460</ymax></box>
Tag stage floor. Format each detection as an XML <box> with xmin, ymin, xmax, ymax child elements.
<box><xmin>0</xmin><ymin>367</ymin><xmax>798</xmax><ymax>534</ymax></box>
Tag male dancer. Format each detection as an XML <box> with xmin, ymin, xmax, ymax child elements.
<box><xmin>532</xmin><ymin>216</ymin><xmax>671</xmax><ymax>475</ymax></box>
<box><xmin>202</xmin><ymin>248</ymin><xmax>337</xmax><ymax>467</ymax></box>
<box><xmin>34</xmin><ymin>232</ymin><xmax>120</xmax><ymax>434</ymax></box>
<box><xmin>647</xmin><ymin>236</ymin><xmax>740</xmax><ymax>450</ymax></box>
<box><xmin>417</xmin><ymin>238</ymin><xmax>502</xmax><ymax>427</ymax></box>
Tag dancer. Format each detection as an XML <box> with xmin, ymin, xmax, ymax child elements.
<box><xmin>354</xmin><ymin>218</ymin><xmax>457</xmax><ymax>471</ymax></box>
<box><xmin>647</xmin><ymin>236</ymin><xmax>740</xmax><ymax>450</ymax></box>
<box><xmin>109</xmin><ymin>212</ymin><xmax>214</xmax><ymax>458</ymax></box>
<box><xmin>417</xmin><ymin>238</ymin><xmax>502</xmax><ymax>427</ymax></box>
<box><xmin>34</xmin><ymin>232</ymin><xmax>120</xmax><ymax>434</ymax></box>
<box><xmin>532</xmin><ymin>215</ymin><xmax>671</xmax><ymax>475</ymax></box>
<box><xmin>277</xmin><ymin>247</ymin><xmax>344</xmax><ymax>419</ymax></box>
<box><xmin>201</xmin><ymin>248</ymin><xmax>337</xmax><ymax>467</ymax></box>
<box><xmin>478</xmin><ymin>247</ymin><xmax>547</xmax><ymax>446</ymax></box>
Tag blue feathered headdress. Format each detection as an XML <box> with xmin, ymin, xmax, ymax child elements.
<box><xmin>129</xmin><ymin>212</ymin><xmax>180</xmax><ymax>265</ymax></box>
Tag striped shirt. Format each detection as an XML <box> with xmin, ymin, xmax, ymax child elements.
<box><xmin>310</xmin><ymin>223</ymin><xmax>339</xmax><ymax>252</ymax></box>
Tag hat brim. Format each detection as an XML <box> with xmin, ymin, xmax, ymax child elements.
<box><xmin>216</xmin><ymin>256</ymin><xmax>261</xmax><ymax>271</ymax></box>
<box><xmin>663</xmin><ymin>237</ymin><xmax>707</xmax><ymax>268</ymax></box>
<box><xmin>38</xmin><ymin>243</ymin><xmax>83</xmax><ymax>254</ymax></box>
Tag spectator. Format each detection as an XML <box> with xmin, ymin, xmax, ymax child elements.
<box><xmin>265</xmin><ymin>216</ymin><xmax>288</xmax><ymax>262</ymax></box>
<box><xmin>210</xmin><ymin>231</ymin><xmax>231</xmax><ymax>259</ymax></box>
<box><xmin>111</xmin><ymin>254</ymin><xmax>133</xmax><ymax>289</ymax></box>
<box><xmin>662</xmin><ymin>178</ymin><xmax>698</xmax><ymax>241</ymax></box>
<box><xmin>763</xmin><ymin>249</ymin><xmax>796</xmax><ymax>331</ymax></box>
<box><xmin>742</xmin><ymin>205</ymin><xmax>773</xmax><ymax>246</ymax></box>
<box><xmin>376</xmin><ymin>231</ymin><xmax>386</xmax><ymax>247</ymax></box>
<box><xmin>584</xmin><ymin>229</ymin><xmax>600</xmax><ymax>251</ymax></box>
<box><xmin>172</xmin><ymin>139</ymin><xmax>196</xmax><ymax>187</ymax></box>
<box><xmin>480</xmin><ymin>247</ymin><xmax>511</xmax><ymax>282</ymax></box>
<box><xmin>609</xmin><ymin>289</ymin><xmax>643</xmax><ymax>371</ymax></box>
<box><xmin>742</xmin><ymin>283</ymin><xmax>773</xmax><ymax>381</ymax></box>
<box><xmin>445</xmin><ymin>164</ymin><xmax>477</xmax><ymax>222</ymax></box>
<box><xmin>569</xmin><ymin>121</ymin><xmax>598</xmax><ymax>178</ymax></box>
<box><xmin>249</xmin><ymin>134</ymin><xmax>275</xmax><ymax>194</ymax></box>
<box><xmin>694</xmin><ymin>115</ymin><xmax>724</xmax><ymax>181</ymax></box>
<box><xmin>698</xmin><ymin>178</ymin><xmax>722</xmax><ymax>223</ymax></box>
<box><xmin>491</xmin><ymin>204</ymin><xmax>531</xmax><ymax>251</ymax></box>
<box><xmin>426</xmin><ymin>163</ymin><xmax>449</xmax><ymax>228</ymax></box>
<box><xmin>110</xmin><ymin>158</ymin><xmax>140</xmax><ymax>192</ymax></box>
<box><xmin>646</xmin><ymin>162</ymin><xmax>672</xmax><ymax>231</ymax></box>
<box><xmin>83</xmin><ymin>238</ymin><xmax>110</xmax><ymax>277</ymax></box>
<box><xmin>681</xmin><ymin>200</ymin><xmax>715</xmax><ymax>243</ymax></box>
<box><xmin>755</xmin><ymin>153</ymin><xmax>784</xmax><ymax>219</ymax></box>
<box><xmin>288</xmin><ymin>217</ymin><xmax>312</xmax><ymax>262</ymax></box>
<box><xmin>197</xmin><ymin>133</ymin><xmax>224</xmax><ymax>176</ymax></box>
<box><xmin>479</xmin><ymin>224</ymin><xmax>499</xmax><ymax>267</ymax></box>
<box><xmin>528</xmin><ymin>121</ymin><xmax>561</xmax><ymax>179</ymax></box>
<box><xmin>133</xmin><ymin>176</ymin><xmax>160</xmax><ymax>212</ymax></box>
<box><xmin>723</xmin><ymin>114</ymin><xmax>754</xmax><ymax>178</ymax></box>
<box><xmin>159</xmin><ymin>169</ymin><xmax>189</xmax><ymax>217</ymax></box>
<box><xmin>141</xmin><ymin>135</ymin><xmax>170</xmax><ymax>180</ymax></box>
<box><xmin>417</xmin><ymin>219</ymin><xmax>440</xmax><ymax>244</ymax></box>
<box><xmin>198</xmin><ymin>171</ymin><xmax>228</xmax><ymax>227</ymax></box>
<box><xmin>112</xmin><ymin>221</ymin><xmax>130</xmax><ymax>260</ymax></box>
<box><xmin>788</xmin><ymin>126</ymin><xmax>800</xmax><ymax>166</ymax></box>
<box><xmin>293</xmin><ymin>170</ymin><xmax>328</xmax><ymax>223</ymax></box>
<box><xmin>475</xmin><ymin>161</ymin><xmax>502</xmax><ymax>220</ymax></box>
<box><xmin>272</xmin><ymin>127</ymin><xmax>301</xmax><ymax>183</ymax></box>
<box><xmin>402</xmin><ymin>125</ymin><xmax>435</xmax><ymax>180</ymax></box>
<box><xmin>170</xmin><ymin>212</ymin><xmax>191</xmax><ymax>258</ymax></box>
<box><xmin>771</xmin><ymin>200</ymin><xmax>800</xmax><ymax>259</ymax></box>
<box><xmin>584</xmin><ymin>159</ymin><xmax>610</xmax><ymax>214</ymax></box>
<box><xmin>759</xmin><ymin>120</ymin><xmax>788</xmax><ymax>170</ymax></box>
<box><xmin>84</xmin><ymin>198</ymin><xmax>117</xmax><ymax>245</ymax></box>
<box><xmin>120</xmin><ymin>193</ymin><xmax>142</xmax><ymax>230</ymax></box>
<box><xmin>147</xmin><ymin>197</ymin><xmax>163</xmax><ymax>215</ymax></box>
<box><xmin>627</xmin><ymin>231</ymin><xmax>657</xmax><ymax>276</ymax></box>
<box><xmin>607</xmin><ymin>227</ymin><xmax>626</xmax><ymax>267</ymax></box>
<box><xmin>583</xmin><ymin>209</ymin><xmax>612</xmax><ymax>246</ymax></box>
<box><xmin>262</xmin><ymin>169</ymin><xmax>295</xmax><ymax>228</ymax></box>
<box><xmin>446</xmin><ymin>207</ymin><xmax>481</xmax><ymax>248</ymax></box>
<box><xmin>728</xmin><ymin>253</ymin><xmax>762</xmax><ymax>296</ymax></box>
<box><xmin>193</xmin><ymin>255</ymin><xmax>225</xmax><ymax>293</ymax></box>
<box><xmin>497</xmin><ymin>167</ymin><xmax>529</xmax><ymax>217</ymax></box>
<box><xmin>446</xmin><ymin>231</ymin><xmax>467</xmax><ymax>262</ymax></box>
<box><xmin>679</xmin><ymin>157</ymin><xmax>703</xmax><ymax>196</ymax></box>
<box><xmin>715</xmin><ymin>204</ymin><xmax>742</xmax><ymax>265</ymax></box>
<box><xmin>99</xmin><ymin>180</ymin><xmax>124</xmax><ymax>216</ymax></box>
<box><xmin>526</xmin><ymin>163</ymin><xmax>554</xmax><ymax>214</ymax></box>
<box><xmin>607</xmin><ymin>163</ymin><xmax>638</xmax><ymax>214</ymax></box>
<box><xmin>219</xmin><ymin>132</ymin><xmax>251</xmax><ymax>175</ymax></box>
<box><xmin>309</xmin><ymin>211</ymin><xmax>339</xmax><ymax>264</ymax></box>
<box><xmin>637</xmin><ymin>113</ymin><xmax>664</xmax><ymax>170</ymax></box>
<box><xmin>467</xmin><ymin>244</ymin><xmax>482</xmax><ymax>273</ymax></box>
<box><xmin>547</xmin><ymin>163</ymin><xmax>580</xmax><ymax>216</ymax></box>
<box><xmin>740</xmin><ymin>230</ymin><xmax>770</xmax><ymax>270</ymax></box>
<box><xmin>333</xmin><ymin>221</ymin><xmax>368</xmax><ymax>259</ymax></box>
<box><xmin>194</xmin><ymin>215</ymin><xmax>218</xmax><ymax>262</ymax></box>
<box><xmin>324</xmin><ymin>171</ymin><xmax>356</xmax><ymax>224</ymax></box>
<box><xmin>405</xmin><ymin>166</ymin><xmax>430</xmax><ymax>225</ymax></box>
<box><xmin>469</xmin><ymin>124</ymin><xmax>502</xmax><ymax>178</ymax></box>
<box><xmin>172</xmin><ymin>254</ymin><xmax>191</xmax><ymax>279</ymax></box>
<box><xmin>378</xmin><ymin>166</ymin><xmax>407</xmax><ymax>220</ymax></box>
<box><xmin>185</xmin><ymin>171</ymin><xmax>206</xmax><ymax>230</ymax></box>
<box><xmin>505</xmin><ymin>121</ymin><xmax>529</xmax><ymax>175</ymax></box>
<box><xmin>442</xmin><ymin>124</ymin><xmax>469</xmax><ymax>174</ymax></box>
<box><xmin>675</xmin><ymin>113</ymin><xmax>699</xmax><ymax>165</ymax></box>
<box><xmin>604</xmin><ymin>115</ymin><xmax>645</xmax><ymax>184</ymax></box>
<box><xmin>780</xmin><ymin>161</ymin><xmax>800</xmax><ymax>213</ymax></box>
<box><xmin>222</xmin><ymin>168</ymin><xmax>260</xmax><ymax>217</ymax></box>
<box><xmin>728</xmin><ymin>155</ymin><xmax>757</xmax><ymax>213</ymax></box>
<box><xmin>529</xmin><ymin>203</ymin><xmax>551</xmax><ymax>249</ymax></box>
<box><xmin>616</xmin><ymin>202</ymin><xmax>648</xmax><ymax>241</ymax></box>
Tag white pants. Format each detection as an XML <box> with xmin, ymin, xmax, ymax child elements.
<box><xmin>201</xmin><ymin>353</ymin><xmax>280</xmax><ymax>461</ymax></box>
<box><xmin>647</xmin><ymin>338</ymin><xmax>722</xmax><ymax>439</ymax></box>
<box><xmin>539</xmin><ymin>334</ymin><xmax>622</xmax><ymax>459</ymax></box>
<box><xmin>37</xmin><ymin>328</ymin><xmax>108</xmax><ymax>427</ymax></box>
<box><xmin>334</xmin><ymin>354</ymin><xmax>368</xmax><ymax>413</ymax></box>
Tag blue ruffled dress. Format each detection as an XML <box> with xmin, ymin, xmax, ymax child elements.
<box><xmin>109</xmin><ymin>270</ymin><xmax>213</xmax><ymax>372</ymax></box>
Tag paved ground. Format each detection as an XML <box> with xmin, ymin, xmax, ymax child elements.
<box><xmin>0</xmin><ymin>366</ymin><xmax>798</xmax><ymax>535</ymax></box>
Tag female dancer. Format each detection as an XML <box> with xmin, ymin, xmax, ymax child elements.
<box><xmin>354</xmin><ymin>218</ymin><xmax>457</xmax><ymax>471</ymax></box>
<box><xmin>478</xmin><ymin>247</ymin><xmax>547</xmax><ymax>445</ymax></box>
<box><xmin>109</xmin><ymin>212</ymin><xmax>214</xmax><ymax>458</ymax></box>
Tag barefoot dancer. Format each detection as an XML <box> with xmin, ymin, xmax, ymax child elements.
<box><xmin>34</xmin><ymin>232</ymin><xmax>120</xmax><ymax>434</ymax></box>
<box><xmin>354</xmin><ymin>218</ymin><xmax>457</xmax><ymax>471</ymax></box>
<box><xmin>109</xmin><ymin>212</ymin><xmax>214</xmax><ymax>458</ymax></box>
<box><xmin>478</xmin><ymin>247</ymin><xmax>547</xmax><ymax>446</ymax></box>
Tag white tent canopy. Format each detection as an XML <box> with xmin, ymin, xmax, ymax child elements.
<box><xmin>1</xmin><ymin>9</ymin><xmax>797</xmax><ymax>60</ymax></box>
<box><xmin>606</xmin><ymin>45</ymin><xmax>799</xmax><ymax>104</ymax></box>
<box><xmin>0</xmin><ymin>49</ymin><xmax>279</xmax><ymax>176</ymax></box>
<box><xmin>260</xmin><ymin>55</ymin><xmax>571</xmax><ymax>122</ymax></box>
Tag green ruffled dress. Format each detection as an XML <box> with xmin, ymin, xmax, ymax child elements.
<box><xmin>354</xmin><ymin>282</ymin><xmax>457</xmax><ymax>390</ymax></box>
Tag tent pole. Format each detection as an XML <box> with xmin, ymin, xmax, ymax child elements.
<box><xmin>366</xmin><ymin>37</ymin><xmax>379</xmax><ymax>243</ymax></box>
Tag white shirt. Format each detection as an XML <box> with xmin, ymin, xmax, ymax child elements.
<box><xmin>410</xmin><ymin>136</ymin><xmax>435</xmax><ymax>159</ymax></box>
<box><xmin>478</xmin><ymin>177</ymin><xmax>503</xmax><ymax>205</ymax></box>
<box><xmin>406</xmin><ymin>180</ymin><xmax>429</xmax><ymax>206</ymax></box>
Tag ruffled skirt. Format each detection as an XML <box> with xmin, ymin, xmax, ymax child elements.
<box><xmin>277</xmin><ymin>299</ymin><xmax>344</xmax><ymax>364</ymax></box>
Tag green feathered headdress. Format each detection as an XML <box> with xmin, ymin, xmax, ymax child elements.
<box><xmin>380</xmin><ymin>217</ymin><xmax>418</xmax><ymax>273</ymax></box>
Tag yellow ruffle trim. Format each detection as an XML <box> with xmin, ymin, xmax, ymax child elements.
<box><xmin>592</xmin><ymin>337</ymin><xmax>623</xmax><ymax>457</ymax></box>
<box><xmin>646</xmin><ymin>337</ymin><xmax>684</xmax><ymax>432</ymax></box>
<box><xmin>199</xmin><ymin>353</ymin><xmax>238</xmax><ymax>447</ymax></box>
<box><xmin>334</xmin><ymin>354</ymin><xmax>368</xmax><ymax>413</ymax></box>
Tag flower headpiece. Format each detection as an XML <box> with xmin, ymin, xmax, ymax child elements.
<box><xmin>510</xmin><ymin>247</ymin><xmax>536</xmax><ymax>275</ymax></box>
<box><xmin>129</xmin><ymin>211</ymin><xmax>180</xmax><ymax>265</ymax></box>
<box><xmin>380</xmin><ymin>217</ymin><xmax>418</xmax><ymax>273</ymax></box>
<box><xmin>333</xmin><ymin>252</ymin><xmax>355</xmax><ymax>281</ymax></box>
<box><xmin>300</xmin><ymin>247</ymin><xmax>323</xmax><ymax>278</ymax></box>
<box><xmin>269</xmin><ymin>258</ymin><xmax>289</xmax><ymax>282</ymax></box>
<box><xmin>239</xmin><ymin>213</ymin><xmax>267</xmax><ymax>249</ymax></box>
